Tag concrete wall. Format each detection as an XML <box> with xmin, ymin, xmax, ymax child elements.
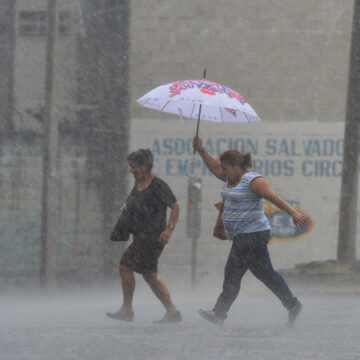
<box><xmin>0</xmin><ymin>0</ymin><xmax>129</xmax><ymax>286</ymax></box>
<box><xmin>3</xmin><ymin>1</ymin><xmax>355</xmax><ymax>127</ymax></box>
<box><xmin>128</xmin><ymin>118</ymin><xmax>360</xmax><ymax>285</ymax></box>
<box><xmin>126</xmin><ymin>0</ymin><xmax>356</xmax><ymax>285</ymax></box>
<box><xmin>129</xmin><ymin>0</ymin><xmax>353</xmax><ymax>123</ymax></box>
<box><xmin>0</xmin><ymin>0</ymin><xmax>357</xmax><ymax>287</ymax></box>
<box><xmin>12</xmin><ymin>0</ymin><xmax>78</xmax><ymax>132</ymax></box>
<box><xmin>0</xmin><ymin>134</ymin><xmax>124</xmax><ymax>285</ymax></box>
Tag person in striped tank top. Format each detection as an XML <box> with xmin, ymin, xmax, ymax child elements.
<box><xmin>193</xmin><ymin>136</ymin><xmax>310</xmax><ymax>326</ymax></box>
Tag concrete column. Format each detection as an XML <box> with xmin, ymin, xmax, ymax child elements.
<box><xmin>40</xmin><ymin>0</ymin><xmax>58</xmax><ymax>287</ymax></box>
<box><xmin>337</xmin><ymin>0</ymin><xmax>360</xmax><ymax>264</ymax></box>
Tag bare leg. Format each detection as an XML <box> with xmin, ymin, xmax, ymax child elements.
<box><xmin>119</xmin><ymin>264</ymin><xmax>135</xmax><ymax>313</ymax></box>
<box><xmin>143</xmin><ymin>271</ymin><xmax>177</xmax><ymax>314</ymax></box>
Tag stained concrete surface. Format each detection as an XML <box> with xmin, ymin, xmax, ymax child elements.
<box><xmin>1</xmin><ymin>279</ymin><xmax>360</xmax><ymax>360</ymax></box>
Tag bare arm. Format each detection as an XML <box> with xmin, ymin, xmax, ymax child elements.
<box><xmin>159</xmin><ymin>202</ymin><xmax>180</xmax><ymax>245</ymax></box>
<box><xmin>250</xmin><ymin>177</ymin><xmax>309</xmax><ymax>227</ymax></box>
<box><xmin>192</xmin><ymin>136</ymin><xmax>226</xmax><ymax>181</ymax></box>
<box><xmin>167</xmin><ymin>202</ymin><xmax>180</xmax><ymax>229</ymax></box>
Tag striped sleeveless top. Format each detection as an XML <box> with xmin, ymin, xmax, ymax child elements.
<box><xmin>220</xmin><ymin>172</ymin><xmax>270</xmax><ymax>239</ymax></box>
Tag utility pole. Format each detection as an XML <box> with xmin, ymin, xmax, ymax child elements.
<box><xmin>337</xmin><ymin>0</ymin><xmax>360</xmax><ymax>264</ymax></box>
<box><xmin>0</xmin><ymin>0</ymin><xmax>15</xmax><ymax>131</ymax></box>
<box><xmin>40</xmin><ymin>0</ymin><xmax>58</xmax><ymax>287</ymax></box>
<box><xmin>187</xmin><ymin>177</ymin><xmax>202</xmax><ymax>286</ymax></box>
<box><xmin>76</xmin><ymin>0</ymin><xmax>130</xmax><ymax>279</ymax></box>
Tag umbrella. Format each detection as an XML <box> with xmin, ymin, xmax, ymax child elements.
<box><xmin>136</xmin><ymin>71</ymin><xmax>261</xmax><ymax>176</ymax></box>
<box><xmin>136</xmin><ymin>72</ymin><xmax>261</xmax><ymax>139</ymax></box>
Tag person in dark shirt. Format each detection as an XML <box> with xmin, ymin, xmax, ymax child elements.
<box><xmin>106</xmin><ymin>149</ymin><xmax>181</xmax><ymax>324</ymax></box>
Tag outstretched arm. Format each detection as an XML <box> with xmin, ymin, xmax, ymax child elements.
<box><xmin>250</xmin><ymin>177</ymin><xmax>309</xmax><ymax>227</ymax></box>
<box><xmin>193</xmin><ymin>136</ymin><xmax>226</xmax><ymax>181</ymax></box>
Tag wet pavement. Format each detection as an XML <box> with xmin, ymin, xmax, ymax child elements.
<box><xmin>1</xmin><ymin>284</ymin><xmax>360</xmax><ymax>360</ymax></box>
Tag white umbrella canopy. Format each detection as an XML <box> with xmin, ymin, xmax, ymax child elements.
<box><xmin>136</xmin><ymin>74</ymin><xmax>262</xmax><ymax>177</ymax></box>
<box><xmin>136</xmin><ymin>78</ymin><xmax>261</xmax><ymax>126</ymax></box>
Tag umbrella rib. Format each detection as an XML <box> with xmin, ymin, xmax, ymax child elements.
<box><xmin>243</xmin><ymin>111</ymin><xmax>250</xmax><ymax>123</ymax></box>
<box><xmin>190</xmin><ymin>103</ymin><xmax>196</xmax><ymax>119</ymax></box>
<box><xmin>220</xmin><ymin>108</ymin><xmax>224</xmax><ymax>124</ymax></box>
<box><xmin>160</xmin><ymin>101</ymin><xmax>171</xmax><ymax>112</ymax></box>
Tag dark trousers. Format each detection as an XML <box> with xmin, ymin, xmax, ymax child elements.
<box><xmin>214</xmin><ymin>230</ymin><xmax>299</xmax><ymax>319</ymax></box>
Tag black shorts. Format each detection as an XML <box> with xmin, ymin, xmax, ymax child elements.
<box><xmin>120</xmin><ymin>233</ymin><xmax>164</xmax><ymax>274</ymax></box>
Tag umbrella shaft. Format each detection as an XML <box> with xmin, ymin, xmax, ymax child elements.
<box><xmin>194</xmin><ymin>104</ymin><xmax>202</xmax><ymax>153</ymax></box>
<box><xmin>195</xmin><ymin>104</ymin><xmax>203</xmax><ymax>137</ymax></box>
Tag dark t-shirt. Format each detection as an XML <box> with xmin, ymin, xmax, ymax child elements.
<box><xmin>126</xmin><ymin>176</ymin><xmax>177</xmax><ymax>236</ymax></box>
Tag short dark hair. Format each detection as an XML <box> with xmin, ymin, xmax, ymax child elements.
<box><xmin>127</xmin><ymin>148</ymin><xmax>154</xmax><ymax>169</ymax></box>
<box><xmin>219</xmin><ymin>150</ymin><xmax>252</xmax><ymax>170</ymax></box>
